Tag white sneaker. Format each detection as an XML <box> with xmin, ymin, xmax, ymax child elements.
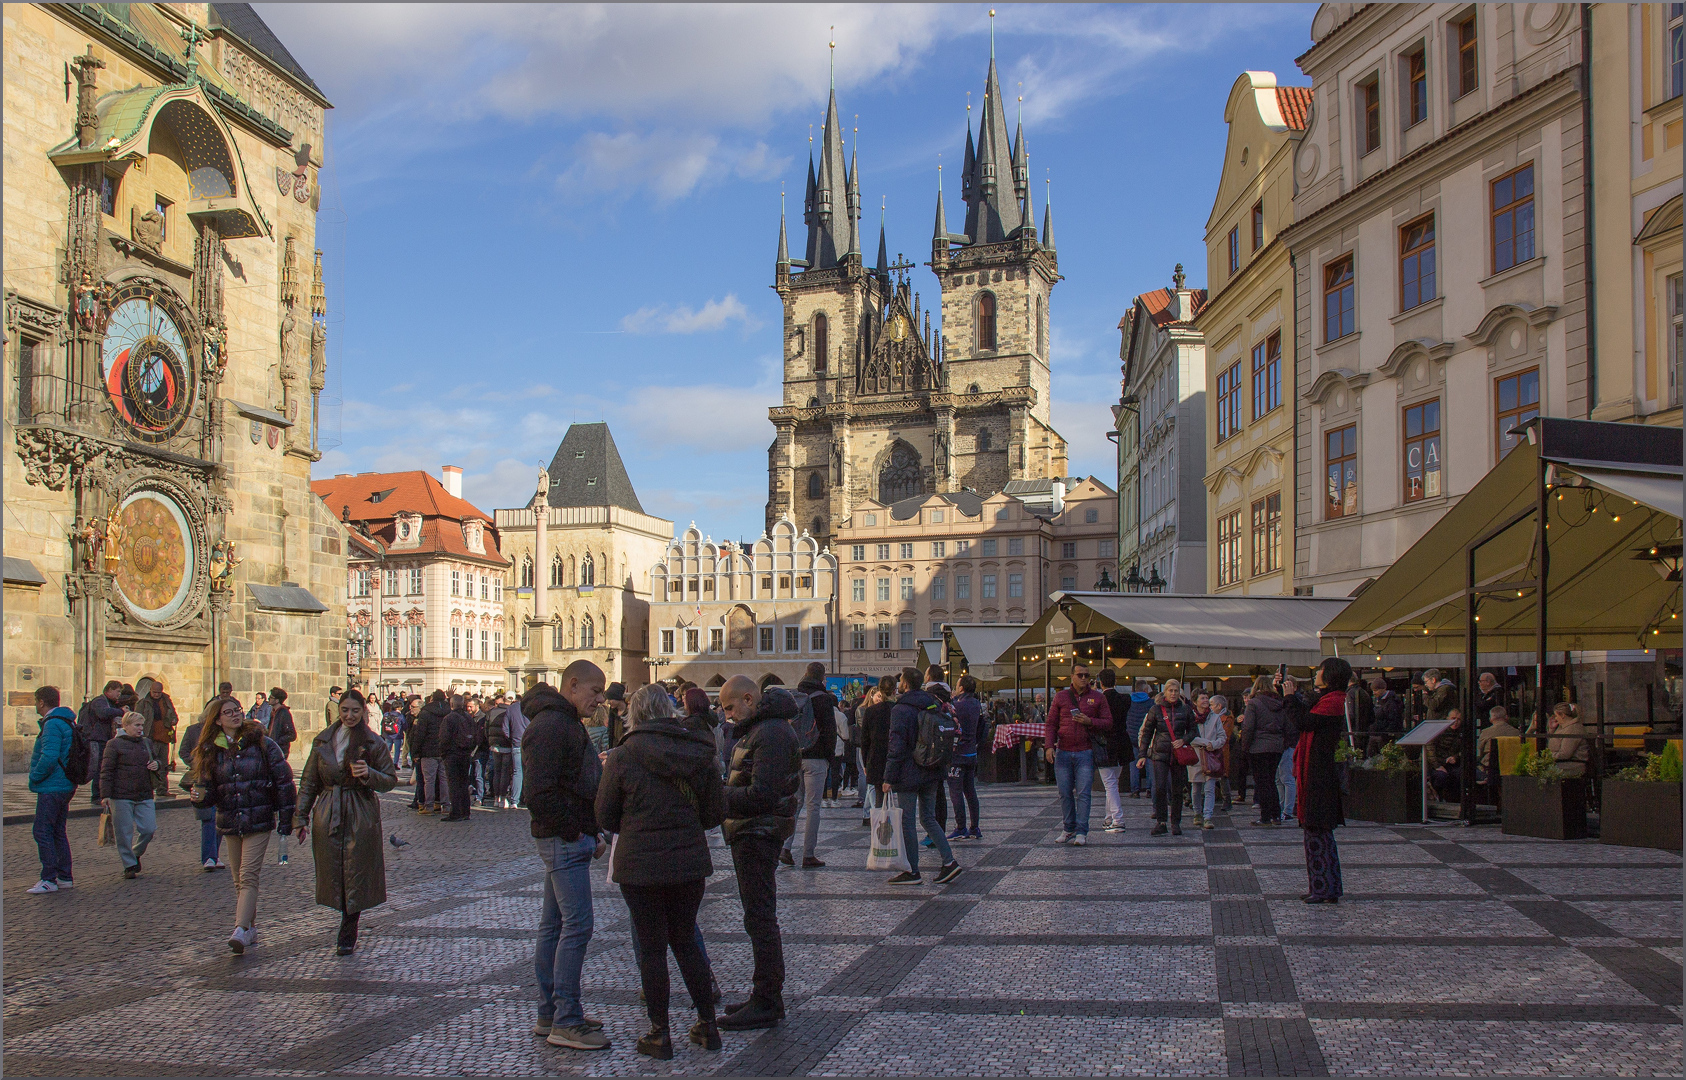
<box><xmin>26</xmin><ymin>879</ymin><xmax>58</xmax><ymax>894</ymax></box>
<box><xmin>1071</xmin><ymin>834</ymin><xmax>1087</xmax><ymax>846</ymax></box>
<box><xmin>203</xmin><ymin>859</ymin><xmax>217</xmax><ymax>872</ymax></box>
<box><xmin>215</xmin><ymin>858</ymin><xmax>229</xmax><ymax>869</ymax></box>
<box><xmin>1055</xmin><ymin>832</ymin><xmax>1074</xmax><ymax>844</ymax></box>
<box><xmin>228</xmin><ymin>926</ymin><xmax>254</xmax><ymax>954</ymax></box>
<box><xmin>54</xmin><ymin>878</ymin><xmax>74</xmax><ymax>889</ymax></box>
<box><xmin>1099</xmin><ymin>817</ymin><xmax>1113</xmax><ymax>830</ymax></box>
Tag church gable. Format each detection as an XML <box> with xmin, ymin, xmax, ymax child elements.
<box><xmin>859</xmin><ymin>280</ymin><xmax>936</xmax><ymax>396</ymax></box>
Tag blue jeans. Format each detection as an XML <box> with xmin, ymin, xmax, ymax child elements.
<box><xmin>534</xmin><ymin>834</ymin><xmax>597</xmax><ymax>1027</ymax></box>
<box><xmin>199</xmin><ymin>813</ymin><xmax>223</xmax><ymax>862</ymax></box>
<box><xmin>1198</xmin><ymin>778</ymin><xmax>1220</xmax><ymax>819</ymax></box>
<box><xmin>899</xmin><ymin>781</ymin><xmax>952</xmax><ymax>874</ymax></box>
<box><xmin>1277</xmin><ymin>746</ymin><xmax>1297</xmax><ymax>814</ymax></box>
<box><xmin>111</xmin><ymin>797</ymin><xmax>156</xmax><ymax>869</ymax></box>
<box><xmin>1054</xmin><ymin>748</ymin><xmax>1096</xmax><ymax>835</ymax></box>
<box><xmin>1128</xmin><ymin>756</ymin><xmax>1153</xmax><ymax>794</ymax></box>
<box><xmin>510</xmin><ymin>746</ymin><xmax>524</xmax><ymax>806</ymax></box>
<box><xmin>33</xmin><ymin>790</ymin><xmax>72</xmax><ymax>882</ymax></box>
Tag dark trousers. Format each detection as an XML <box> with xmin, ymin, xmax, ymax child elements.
<box><xmin>1250</xmin><ymin>752</ymin><xmax>1284</xmax><ymax>822</ymax></box>
<box><xmin>934</xmin><ymin>775</ymin><xmax>949</xmax><ymax>828</ymax></box>
<box><xmin>87</xmin><ymin>740</ymin><xmax>106</xmax><ymax>802</ymax></box>
<box><xmin>840</xmin><ymin>746</ymin><xmax>859</xmax><ymax>791</ymax></box>
<box><xmin>1150</xmin><ymin>760</ymin><xmax>1188</xmax><ymax>825</ymax></box>
<box><xmin>1431</xmin><ymin>762</ymin><xmax>1462</xmax><ymax>803</ymax></box>
<box><xmin>947</xmin><ymin>760</ymin><xmax>980</xmax><ymax>831</ymax></box>
<box><xmin>728</xmin><ymin>834</ymin><xmax>785</xmax><ymax>1006</ymax></box>
<box><xmin>1229</xmin><ymin>748</ymin><xmax>1250</xmax><ymax>802</ymax></box>
<box><xmin>33</xmin><ymin>790</ymin><xmax>73</xmax><ymax>881</ymax></box>
<box><xmin>148</xmin><ymin>738</ymin><xmax>172</xmax><ymax>796</ymax></box>
<box><xmin>410</xmin><ymin>760</ymin><xmax>426</xmax><ymax>807</ymax></box>
<box><xmin>444</xmin><ymin>755</ymin><xmax>473</xmax><ymax>819</ymax></box>
<box><xmin>490</xmin><ymin>751</ymin><xmax>513</xmax><ymax>799</ymax></box>
<box><xmin>621</xmin><ymin>879</ymin><xmax>714</xmax><ymax>1024</ymax></box>
<box><xmin>338</xmin><ymin>910</ymin><xmax>360</xmax><ymax>949</ymax></box>
<box><xmin>473</xmin><ymin>749</ymin><xmax>490</xmax><ymax>799</ymax></box>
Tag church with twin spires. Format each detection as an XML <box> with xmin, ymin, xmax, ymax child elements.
<box><xmin>765</xmin><ymin>43</ymin><xmax>1068</xmax><ymax>553</ymax></box>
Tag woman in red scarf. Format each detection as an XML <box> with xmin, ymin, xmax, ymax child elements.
<box><xmin>1276</xmin><ymin>657</ymin><xmax>1352</xmax><ymax>904</ymax></box>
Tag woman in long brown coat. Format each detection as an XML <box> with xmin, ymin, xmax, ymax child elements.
<box><xmin>296</xmin><ymin>689</ymin><xmax>396</xmax><ymax>955</ymax></box>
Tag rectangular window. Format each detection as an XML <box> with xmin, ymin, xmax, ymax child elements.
<box><xmin>408</xmin><ymin>567</ymin><xmax>422</xmax><ymax>594</ymax></box>
<box><xmin>1491</xmin><ymin>163</ymin><xmax>1535</xmax><ymax>273</ymax></box>
<box><xmin>875</xmin><ymin>543</ymin><xmax>890</xmax><ymax>560</ymax></box>
<box><xmin>154</xmin><ymin>195</ymin><xmax>170</xmax><ymax>241</ymax></box>
<box><xmin>1251</xmin><ymin>493</ymin><xmax>1282</xmax><ymax>576</ymax></box>
<box><xmin>1670</xmin><ymin>273</ymin><xmax>1683</xmax><ymax>407</ymax></box>
<box><xmin>480</xmin><ymin>575</ymin><xmax>489</xmax><ymax>600</ymax></box>
<box><xmin>1324</xmin><ymin>255</ymin><xmax>1355</xmax><ymax>342</ymax></box>
<box><xmin>451</xmin><ymin>570</ymin><xmax>461</xmax><ymax>596</ymax></box>
<box><xmin>1085</xmin><ymin>507</ymin><xmax>1099</xmax><ymax>523</ymax></box>
<box><xmin>494</xmin><ymin>579</ymin><xmax>502</xmax><ymax>602</ymax></box>
<box><xmin>1251</xmin><ymin>332</ymin><xmax>1282</xmax><ymax>419</ymax></box>
<box><xmin>850</xmin><ymin>544</ymin><xmax>865</xmax><ymax>561</ymax></box>
<box><xmin>851</xmin><ymin>623</ymin><xmax>867</xmax><ymax>650</ymax></box>
<box><xmin>1217</xmin><ymin>510</ymin><xmax>1243</xmax><ymax>587</ymax></box>
<box><xmin>1495</xmin><ymin>367</ymin><xmax>1540</xmax><ymax>458</ymax></box>
<box><xmin>1359</xmin><ymin>75</ymin><xmax>1381</xmax><ymax>154</ymax></box>
<box><xmin>1099</xmin><ymin>539</ymin><xmax>1115</xmax><ymax>558</ymax></box>
<box><xmin>383</xmin><ymin>571</ymin><xmax>398</xmax><ymax>596</ymax></box>
<box><xmin>1227</xmin><ymin>226</ymin><xmax>1240</xmax><ymax>275</ymax></box>
<box><xmin>493</xmin><ymin>631</ymin><xmax>502</xmax><ymax>661</ymax></box>
<box><xmin>1007</xmin><ymin>537</ymin><xmax>1024</xmax><ymax>556</ymax></box>
<box><xmin>1059</xmin><ymin>575</ymin><xmax>1076</xmax><ymax>591</ymax></box>
<box><xmin>385</xmin><ymin>625</ymin><xmax>400</xmax><ymax>660</ymax></box>
<box><xmin>410</xmin><ymin>625</ymin><xmax>424</xmax><ymax>659</ymax></box>
<box><xmin>1400</xmin><ymin>214</ymin><xmax>1436</xmax><ymax>311</ymax></box>
<box><xmin>810</xmin><ymin>625</ymin><xmax>826</xmax><ymax>652</ymax></box>
<box><xmin>686</xmin><ymin>628</ymin><xmax>700</xmax><ymax>653</ymax></box>
<box><xmin>661</xmin><ymin>629</ymin><xmax>675</xmax><ymax>654</ymax></box>
<box><xmin>1007</xmin><ymin>573</ymin><xmax>1024</xmax><ymax>598</ymax></box>
<box><xmin>1403</xmin><ymin>399</ymin><xmax>1442</xmax><ymax>502</ymax></box>
<box><xmin>783</xmin><ymin>625</ymin><xmax>798</xmax><ymax>652</ymax></box>
<box><xmin>451</xmin><ymin>627</ymin><xmax>461</xmax><ymax>659</ymax></box>
<box><xmin>930</xmin><ymin>541</ymin><xmax>946</xmax><ymax>558</ymax></box>
<box><xmin>14</xmin><ymin>336</ymin><xmax>35</xmax><ymax>423</ymax></box>
<box><xmin>900</xmin><ymin>576</ymin><xmax>914</xmax><ymax>601</ymax></box>
<box><xmin>851</xmin><ymin>578</ymin><xmax>866</xmax><ymax>602</ymax></box>
<box><xmin>932</xmin><ymin>510</ymin><xmax>944</xmax><ymax>523</ymax></box>
<box><xmin>876</xmin><ymin>577</ymin><xmax>891</xmax><ymax>602</ymax></box>
<box><xmin>761</xmin><ymin>575</ymin><xmax>773</xmax><ymax>593</ymax></box>
<box><xmin>1326</xmin><ymin>424</ymin><xmax>1358</xmax><ymax>519</ymax></box>
<box><xmin>1251</xmin><ymin>201</ymin><xmax>1265</xmax><ymax>252</ymax></box>
<box><xmin>1672</xmin><ymin>4</ymin><xmax>1684</xmax><ymax>100</ymax></box>
<box><xmin>955</xmin><ymin>539</ymin><xmax>971</xmax><ymax>554</ymax></box>
<box><xmin>1405</xmin><ymin>46</ymin><xmax>1427</xmax><ymax>127</ymax></box>
<box><xmin>1456</xmin><ymin>13</ymin><xmax>1479</xmax><ymax>98</ymax></box>
<box><xmin>932</xmin><ymin>575</ymin><xmax>946</xmax><ymax>601</ymax></box>
<box><xmin>99</xmin><ymin>171</ymin><xmax>118</xmax><ymax>216</ymax></box>
<box><xmin>980</xmin><ymin>538</ymin><xmax>997</xmax><ymax>557</ymax></box>
<box><xmin>758</xmin><ymin>627</ymin><xmax>774</xmax><ymax>652</ymax></box>
<box><xmin>710</xmin><ymin>628</ymin><xmax>723</xmax><ymax>652</ymax></box>
<box><xmin>1217</xmin><ymin>361</ymin><xmax>1243</xmax><ymax>440</ymax></box>
<box><xmin>1061</xmin><ymin>542</ymin><xmax>1076</xmax><ymax>558</ymax></box>
<box><xmin>876</xmin><ymin>623</ymin><xmax>893</xmax><ymax>650</ymax></box>
<box><xmin>931</xmin><ymin>621</ymin><xmax>944</xmax><ymax>637</ymax></box>
<box><xmin>982</xmin><ymin>574</ymin><xmax>997</xmax><ymax>599</ymax></box>
<box><xmin>899</xmin><ymin>543</ymin><xmax>914</xmax><ymax>560</ymax></box>
<box><xmin>899</xmin><ymin>623</ymin><xmax>914</xmax><ymax>649</ymax></box>
<box><xmin>956</xmin><ymin>575</ymin><xmax>971</xmax><ymax>600</ymax></box>
<box><xmin>480</xmin><ymin>629</ymin><xmax>489</xmax><ymax>660</ymax></box>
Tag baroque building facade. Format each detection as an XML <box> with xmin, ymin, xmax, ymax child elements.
<box><xmin>1284</xmin><ymin>2</ymin><xmax>1590</xmax><ymax>598</ymax></box>
<box><xmin>648</xmin><ymin>518</ymin><xmax>838</xmax><ymax>688</ymax></box>
<box><xmin>3</xmin><ymin>3</ymin><xmax>345</xmax><ymax>760</ymax></box>
<box><xmin>765</xmin><ymin>46</ymin><xmax>1067</xmax><ymax>555</ymax></box>
<box><xmin>1196</xmin><ymin>73</ymin><xmax>1312</xmax><ymax>597</ymax></box>
<box><xmin>496</xmin><ymin>423</ymin><xmax>672</xmax><ymax>692</ymax></box>
<box><xmin>311</xmin><ymin>467</ymin><xmax>510</xmax><ymax>698</ymax></box>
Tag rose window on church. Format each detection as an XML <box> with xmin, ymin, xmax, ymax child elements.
<box><xmin>112</xmin><ymin>490</ymin><xmax>195</xmax><ymax>623</ymax></box>
<box><xmin>878</xmin><ymin>443</ymin><xmax>924</xmax><ymax>504</ymax></box>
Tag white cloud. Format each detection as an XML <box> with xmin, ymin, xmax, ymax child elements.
<box><xmin>551</xmin><ymin>130</ymin><xmax>787</xmax><ymax>204</ymax></box>
<box><xmin>620</xmin><ymin>295</ymin><xmax>758</xmax><ymax>335</ymax></box>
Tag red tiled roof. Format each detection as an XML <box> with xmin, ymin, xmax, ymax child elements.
<box><xmin>1137</xmin><ymin>288</ymin><xmax>1209</xmax><ymax>329</ymax></box>
<box><xmin>1276</xmin><ymin>86</ymin><xmax>1314</xmax><ymax>131</ymax></box>
<box><xmin>311</xmin><ymin>471</ymin><xmax>508</xmax><ymax>566</ymax></box>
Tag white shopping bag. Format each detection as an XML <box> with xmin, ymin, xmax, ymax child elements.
<box><xmin>865</xmin><ymin>793</ymin><xmax>911</xmax><ymax>872</ymax></box>
<box><xmin>604</xmin><ymin>833</ymin><xmax>617</xmax><ymax>884</ymax></box>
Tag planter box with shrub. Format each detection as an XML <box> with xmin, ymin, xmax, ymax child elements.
<box><xmin>1601</xmin><ymin>744</ymin><xmax>1684</xmax><ymax>851</ymax></box>
<box><xmin>1345</xmin><ymin>766</ymin><xmax>1423</xmax><ymax>824</ymax></box>
<box><xmin>1501</xmin><ymin>775</ymin><xmax>1589</xmax><ymax>840</ymax></box>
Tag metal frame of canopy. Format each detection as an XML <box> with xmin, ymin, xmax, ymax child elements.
<box><xmin>1320</xmin><ymin>418</ymin><xmax>1683</xmax><ymax>824</ymax></box>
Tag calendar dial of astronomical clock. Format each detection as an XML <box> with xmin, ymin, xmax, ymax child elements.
<box><xmin>99</xmin><ymin>283</ymin><xmax>198</xmax><ymax>443</ymax></box>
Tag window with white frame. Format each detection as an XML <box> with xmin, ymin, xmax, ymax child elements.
<box><xmin>481</xmin><ymin>630</ymin><xmax>489</xmax><ymax>660</ymax></box>
<box><xmin>1061</xmin><ymin>542</ymin><xmax>1076</xmax><ymax>558</ymax></box>
<box><xmin>851</xmin><ymin>544</ymin><xmax>865</xmax><ymax>561</ymax></box>
<box><xmin>451</xmin><ymin>570</ymin><xmax>461</xmax><ymax>596</ymax></box>
<box><xmin>685</xmin><ymin>628</ymin><xmax>699</xmax><ymax>653</ymax></box>
<box><xmin>710</xmin><ymin>627</ymin><xmax>723</xmax><ymax>652</ymax></box>
<box><xmin>1007</xmin><ymin>537</ymin><xmax>1024</xmax><ymax>556</ymax></box>
<box><xmin>932</xmin><ymin>575</ymin><xmax>946</xmax><ymax>601</ymax></box>
<box><xmin>408</xmin><ymin>567</ymin><xmax>423</xmax><ymax>594</ymax></box>
<box><xmin>875</xmin><ymin>543</ymin><xmax>890</xmax><ymax>560</ymax></box>
<box><xmin>931</xmin><ymin>541</ymin><xmax>946</xmax><ymax>558</ymax></box>
<box><xmin>661</xmin><ymin>629</ymin><xmax>675</xmax><ymax>653</ymax></box>
<box><xmin>851</xmin><ymin>623</ymin><xmax>867</xmax><ymax>650</ymax></box>
<box><xmin>383</xmin><ymin>571</ymin><xmax>398</xmax><ymax>596</ymax></box>
<box><xmin>900</xmin><ymin>576</ymin><xmax>914</xmax><ymax>601</ymax></box>
<box><xmin>899</xmin><ymin>543</ymin><xmax>914</xmax><ymax>559</ymax></box>
<box><xmin>956</xmin><ymin>574</ymin><xmax>971</xmax><ymax>599</ymax></box>
<box><xmin>785</xmin><ymin>625</ymin><xmax>800</xmax><ymax>651</ymax></box>
<box><xmin>982</xmin><ymin>574</ymin><xmax>997</xmax><ymax>598</ymax></box>
<box><xmin>493</xmin><ymin>631</ymin><xmax>502</xmax><ymax>660</ymax></box>
<box><xmin>385</xmin><ymin>625</ymin><xmax>399</xmax><ymax>659</ymax></box>
<box><xmin>955</xmin><ymin>539</ymin><xmax>971</xmax><ymax>554</ymax></box>
<box><xmin>810</xmin><ymin>625</ymin><xmax>826</xmax><ymax>652</ymax></box>
<box><xmin>1669</xmin><ymin>272</ymin><xmax>1683</xmax><ymax>407</ymax></box>
<box><xmin>851</xmin><ymin>578</ymin><xmax>866</xmax><ymax>602</ymax></box>
<box><xmin>451</xmin><ymin>627</ymin><xmax>461</xmax><ymax>658</ymax></box>
<box><xmin>899</xmin><ymin>623</ymin><xmax>914</xmax><ymax>649</ymax></box>
<box><xmin>1008</xmin><ymin>573</ymin><xmax>1024</xmax><ymax>598</ymax></box>
<box><xmin>1100</xmin><ymin>538</ymin><xmax>1115</xmax><ymax>558</ymax></box>
<box><xmin>759</xmin><ymin>626</ymin><xmax>774</xmax><ymax>652</ymax></box>
<box><xmin>876</xmin><ymin>577</ymin><xmax>891</xmax><ymax>602</ymax></box>
<box><xmin>876</xmin><ymin>623</ymin><xmax>892</xmax><ymax>649</ymax></box>
<box><xmin>408</xmin><ymin>625</ymin><xmax>423</xmax><ymax>658</ymax></box>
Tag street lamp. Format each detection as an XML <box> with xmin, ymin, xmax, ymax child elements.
<box><xmin>1146</xmin><ymin>566</ymin><xmax>1167</xmax><ymax>593</ymax></box>
<box><xmin>1124</xmin><ymin>564</ymin><xmax>1144</xmax><ymax>592</ymax></box>
<box><xmin>1094</xmin><ymin>567</ymin><xmax>1118</xmax><ymax>591</ymax></box>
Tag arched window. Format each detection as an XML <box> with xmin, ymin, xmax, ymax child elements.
<box><xmin>811</xmin><ymin>515</ymin><xmax>825</xmax><ymax>538</ymax></box>
<box><xmin>1036</xmin><ymin>294</ymin><xmax>1045</xmax><ymax>356</ymax></box>
<box><xmin>977</xmin><ymin>293</ymin><xmax>997</xmax><ymax>351</ymax></box>
<box><xmin>552</xmin><ymin>621</ymin><xmax>565</xmax><ymax>651</ymax></box>
<box><xmin>580</xmin><ymin>553</ymin><xmax>595</xmax><ymax>587</ymax></box>
<box><xmin>878</xmin><ymin>442</ymin><xmax>925</xmax><ymax>503</ymax></box>
<box><xmin>549</xmin><ymin>554</ymin><xmax>563</xmax><ymax>588</ymax></box>
<box><xmin>520</xmin><ymin>553</ymin><xmax>533</xmax><ymax>589</ymax></box>
<box><xmin>808</xmin><ymin>471</ymin><xmax>824</xmax><ymax>500</ymax></box>
<box><xmin>978</xmin><ymin>427</ymin><xmax>992</xmax><ymax>452</ymax></box>
<box><xmin>814</xmin><ymin>312</ymin><xmax>828</xmax><ymax>374</ymax></box>
<box><xmin>580</xmin><ymin>615</ymin><xmax>596</xmax><ymax>649</ymax></box>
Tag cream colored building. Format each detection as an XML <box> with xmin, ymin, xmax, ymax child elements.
<box><xmin>312</xmin><ymin>467</ymin><xmax>510</xmax><ymax>698</ymax></box>
<box><xmin>1197</xmin><ymin>73</ymin><xmax>1312</xmax><ymax>597</ymax></box>
<box><xmin>648</xmin><ymin>518</ymin><xmax>838</xmax><ymax>688</ymax></box>
<box><xmin>833</xmin><ymin>477</ymin><xmax>1116</xmax><ymax>682</ymax></box>
<box><xmin>1588</xmin><ymin>3</ymin><xmax>1683</xmax><ymax>426</ymax></box>
<box><xmin>1285</xmin><ymin>3</ymin><xmax>1589</xmax><ymax>597</ymax></box>
<box><xmin>4</xmin><ymin>3</ymin><xmax>345</xmax><ymax>760</ymax></box>
<box><xmin>497</xmin><ymin>423</ymin><xmax>672</xmax><ymax>691</ymax></box>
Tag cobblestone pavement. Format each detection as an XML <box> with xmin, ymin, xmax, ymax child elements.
<box><xmin>4</xmin><ymin>783</ymin><xmax>1680</xmax><ymax>1076</ymax></box>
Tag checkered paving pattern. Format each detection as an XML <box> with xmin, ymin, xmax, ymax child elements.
<box><xmin>3</xmin><ymin>784</ymin><xmax>1679</xmax><ymax>1075</ymax></box>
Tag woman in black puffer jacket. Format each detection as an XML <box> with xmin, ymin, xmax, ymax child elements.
<box><xmin>1135</xmin><ymin>680</ymin><xmax>1198</xmax><ymax>836</ymax></box>
<box><xmin>189</xmin><ymin>696</ymin><xmax>296</xmax><ymax>955</ymax></box>
<box><xmin>1239</xmin><ymin>676</ymin><xmax>1295</xmax><ymax>827</ymax></box>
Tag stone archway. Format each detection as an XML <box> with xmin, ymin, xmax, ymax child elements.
<box><xmin>877</xmin><ymin>440</ymin><xmax>924</xmax><ymax>503</ymax></box>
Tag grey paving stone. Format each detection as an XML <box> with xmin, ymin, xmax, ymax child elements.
<box><xmin>1568</xmin><ymin>900</ymin><xmax>1682</xmax><ymax>942</ymax></box>
<box><xmin>895</xmin><ymin>944</ymin><xmax>1218</xmax><ymax>1001</ymax></box>
<box><xmin>1286</xmin><ymin>944</ymin><xmax>1655</xmax><ymax>1005</ymax></box>
<box><xmin>1312</xmin><ymin>1018</ymin><xmax>1683</xmax><ymax>1076</ymax></box>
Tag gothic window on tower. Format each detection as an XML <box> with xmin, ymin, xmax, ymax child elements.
<box><xmin>808</xmin><ymin>472</ymin><xmax>824</xmax><ymax>500</ymax></box>
<box><xmin>977</xmin><ymin>427</ymin><xmax>992</xmax><ymax>452</ymax></box>
<box><xmin>581</xmin><ymin>615</ymin><xmax>596</xmax><ymax>649</ymax></box>
<box><xmin>976</xmin><ymin>293</ymin><xmax>998</xmax><ymax>352</ymax></box>
<box><xmin>878</xmin><ymin>443</ymin><xmax>924</xmax><ymax>504</ymax></box>
<box><xmin>814</xmin><ymin>313</ymin><xmax>828</xmax><ymax>374</ymax></box>
<box><xmin>811</xmin><ymin>516</ymin><xmax>825</xmax><ymax>537</ymax></box>
<box><xmin>550</xmin><ymin>555</ymin><xmax>563</xmax><ymax>588</ymax></box>
<box><xmin>580</xmin><ymin>553</ymin><xmax>595</xmax><ymax>587</ymax></box>
<box><xmin>1036</xmin><ymin>294</ymin><xmax>1045</xmax><ymax>356</ymax></box>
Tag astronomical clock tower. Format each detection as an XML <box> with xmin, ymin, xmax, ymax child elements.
<box><xmin>3</xmin><ymin>3</ymin><xmax>349</xmax><ymax>756</ymax></box>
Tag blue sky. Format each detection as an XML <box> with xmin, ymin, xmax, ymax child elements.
<box><xmin>259</xmin><ymin>3</ymin><xmax>1315</xmax><ymax>544</ymax></box>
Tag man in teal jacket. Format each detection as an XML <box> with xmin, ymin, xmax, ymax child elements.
<box><xmin>28</xmin><ymin>686</ymin><xmax>78</xmax><ymax>893</ymax></box>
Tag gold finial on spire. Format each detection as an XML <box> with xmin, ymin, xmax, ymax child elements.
<box><xmin>829</xmin><ymin>25</ymin><xmax>836</xmax><ymax>89</ymax></box>
<box><xmin>989</xmin><ymin>9</ymin><xmax>996</xmax><ymax>58</ymax></box>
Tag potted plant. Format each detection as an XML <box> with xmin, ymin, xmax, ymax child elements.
<box><xmin>1501</xmin><ymin>743</ymin><xmax>1588</xmax><ymax>840</ymax></box>
<box><xmin>1343</xmin><ymin>741</ymin><xmax>1422</xmax><ymax>824</ymax></box>
<box><xmin>1601</xmin><ymin>743</ymin><xmax>1683</xmax><ymax>852</ymax></box>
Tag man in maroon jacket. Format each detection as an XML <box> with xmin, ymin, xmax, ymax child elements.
<box><xmin>1043</xmin><ymin>662</ymin><xmax>1112</xmax><ymax>846</ymax></box>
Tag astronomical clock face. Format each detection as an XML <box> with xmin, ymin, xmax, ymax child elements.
<box><xmin>112</xmin><ymin>490</ymin><xmax>196</xmax><ymax>624</ymax></box>
<box><xmin>100</xmin><ymin>286</ymin><xmax>196</xmax><ymax>442</ymax></box>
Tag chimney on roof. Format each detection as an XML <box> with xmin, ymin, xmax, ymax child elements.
<box><xmin>1050</xmin><ymin>479</ymin><xmax>1066</xmax><ymax>516</ymax></box>
<box><xmin>441</xmin><ymin>465</ymin><xmax>462</xmax><ymax>499</ymax></box>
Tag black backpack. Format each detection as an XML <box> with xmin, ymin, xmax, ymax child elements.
<box><xmin>60</xmin><ymin>716</ymin><xmax>92</xmax><ymax>786</ymax></box>
<box><xmin>787</xmin><ymin>691</ymin><xmax>821</xmax><ymax>753</ymax></box>
<box><xmin>912</xmin><ymin>700</ymin><xmax>959</xmax><ymax>769</ymax></box>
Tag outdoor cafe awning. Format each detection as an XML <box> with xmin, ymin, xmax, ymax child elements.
<box><xmin>1321</xmin><ymin>418</ymin><xmax>1683</xmax><ymax>660</ymax></box>
<box><xmin>941</xmin><ymin>624</ymin><xmax>1034</xmax><ymax>682</ymax></box>
<box><xmin>1009</xmin><ymin>592</ymin><xmax>1353</xmax><ymax>667</ymax></box>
